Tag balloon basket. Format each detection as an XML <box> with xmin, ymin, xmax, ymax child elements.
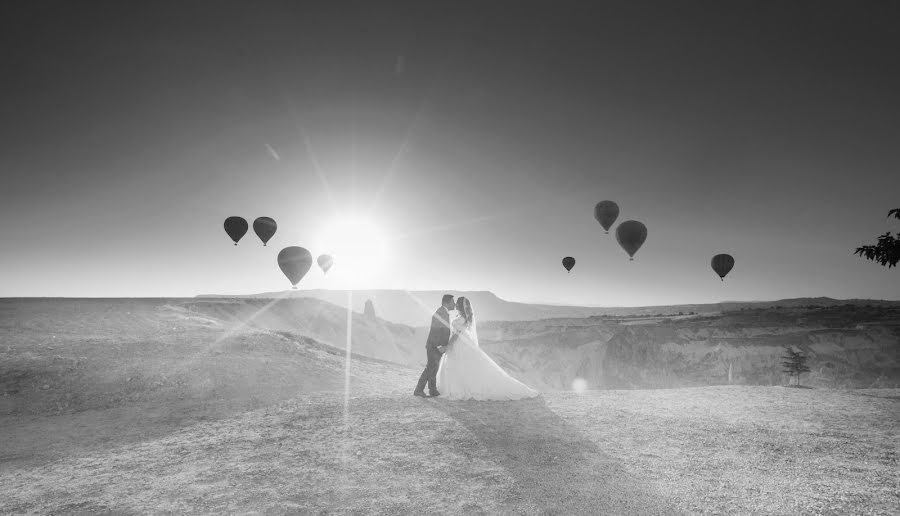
<box><xmin>292</xmin><ymin>286</ymin><xmax>297</xmax><ymax>290</ymax></box>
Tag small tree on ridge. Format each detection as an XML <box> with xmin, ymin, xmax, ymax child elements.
<box><xmin>781</xmin><ymin>347</ymin><xmax>811</xmax><ymax>386</ymax></box>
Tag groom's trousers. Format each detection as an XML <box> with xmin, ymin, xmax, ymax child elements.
<box><xmin>415</xmin><ymin>347</ymin><xmax>442</xmax><ymax>394</ymax></box>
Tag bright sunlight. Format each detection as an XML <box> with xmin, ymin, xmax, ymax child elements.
<box><xmin>316</xmin><ymin>216</ymin><xmax>388</xmax><ymax>279</ymax></box>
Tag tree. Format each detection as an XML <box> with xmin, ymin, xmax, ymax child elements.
<box><xmin>781</xmin><ymin>347</ymin><xmax>811</xmax><ymax>386</ymax></box>
<box><xmin>855</xmin><ymin>209</ymin><xmax>900</xmax><ymax>268</ymax></box>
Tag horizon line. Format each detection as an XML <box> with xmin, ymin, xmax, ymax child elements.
<box><xmin>5</xmin><ymin>292</ymin><xmax>898</xmax><ymax>308</ymax></box>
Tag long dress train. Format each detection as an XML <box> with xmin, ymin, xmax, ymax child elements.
<box><xmin>436</xmin><ymin>317</ymin><xmax>539</xmax><ymax>401</ymax></box>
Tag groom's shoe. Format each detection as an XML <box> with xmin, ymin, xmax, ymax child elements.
<box><xmin>429</xmin><ymin>391</ymin><xmax>440</xmax><ymax>397</ymax></box>
<box><xmin>413</xmin><ymin>391</ymin><xmax>428</xmax><ymax>398</ymax></box>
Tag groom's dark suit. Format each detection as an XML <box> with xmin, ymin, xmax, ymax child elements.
<box><xmin>414</xmin><ymin>306</ymin><xmax>451</xmax><ymax>395</ymax></box>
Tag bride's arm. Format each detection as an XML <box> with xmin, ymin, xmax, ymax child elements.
<box><xmin>446</xmin><ymin>319</ymin><xmax>464</xmax><ymax>347</ymax></box>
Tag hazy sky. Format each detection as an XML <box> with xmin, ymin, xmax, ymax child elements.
<box><xmin>2</xmin><ymin>1</ymin><xmax>899</xmax><ymax>305</ymax></box>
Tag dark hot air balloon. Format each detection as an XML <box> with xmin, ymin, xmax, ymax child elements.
<box><xmin>253</xmin><ymin>217</ymin><xmax>277</xmax><ymax>246</ymax></box>
<box><xmin>711</xmin><ymin>254</ymin><xmax>735</xmax><ymax>281</ymax></box>
<box><xmin>562</xmin><ymin>256</ymin><xmax>575</xmax><ymax>273</ymax></box>
<box><xmin>224</xmin><ymin>216</ymin><xmax>248</xmax><ymax>245</ymax></box>
<box><xmin>277</xmin><ymin>247</ymin><xmax>313</xmax><ymax>289</ymax></box>
<box><xmin>594</xmin><ymin>201</ymin><xmax>619</xmax><ymax>234</ymax></box>
<box><xmin>615</xmin><ymin>220</ymin><xmax>647</xmax><ymax>261</ymax></box>
<box><xmin>317</xmin><ymin>254</ymin><xmax>334</xmax><ymax>274</ymax></box>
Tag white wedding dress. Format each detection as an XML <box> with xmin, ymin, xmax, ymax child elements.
<box><xmin>436</xmin><ymin>316</ymin><xmax>539</xmax><ymax>401</ymax></box>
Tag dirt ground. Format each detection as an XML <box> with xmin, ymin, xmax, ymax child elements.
<box><xmin>2</xmin><ymin>299</ymin><xmax>898</xmax><ymax>514</ymax></box>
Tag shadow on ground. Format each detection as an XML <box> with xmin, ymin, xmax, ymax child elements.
<box><xmin>431</xmin><ymin>396</ymin><xmax>677</xmax><ymax>515</ymax></box>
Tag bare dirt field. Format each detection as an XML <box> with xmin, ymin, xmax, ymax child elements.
<box><xmin>1</xmin><ymin>299</ymin><xmax>898</xmax><ymax>514</ymax></box>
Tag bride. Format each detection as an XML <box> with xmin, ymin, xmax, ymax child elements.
<box><xmin>436</xmin><ymin>297</ymin><xmax>539</xmax><ymax>401</ymax></box>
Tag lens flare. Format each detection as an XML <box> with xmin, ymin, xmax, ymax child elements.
<box><xmin>571</xmin><ymin>377</ymin><xmax>588</xmax><ymax>393</ymax></box>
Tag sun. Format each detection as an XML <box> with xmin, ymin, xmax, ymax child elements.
<box><xmin>317</xmin><ymin>216</ymin><xmax>388</xmax><ymax>278</ymax></box>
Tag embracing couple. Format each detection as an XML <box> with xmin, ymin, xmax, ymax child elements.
<box><xmin>414</xmin><ymin>294</ymin><xmax>539</xmax><ymax>401</ymax></box>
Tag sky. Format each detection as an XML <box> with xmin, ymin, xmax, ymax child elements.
<box><xmin>1</xmin><ymin>1</ymin><xmax>899</xmax><ymax>305</ymax></box>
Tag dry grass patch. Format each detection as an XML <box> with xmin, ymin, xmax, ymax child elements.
<box><xmin>547</xmin><ymin>386</ymin><xmax>900</xmax><ymax>515</ymax></box>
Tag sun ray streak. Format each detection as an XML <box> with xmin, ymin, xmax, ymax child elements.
<box><xmin>282</xmin><ymin>94</ymin><xmax>338</xmax><ymax>213</ymax></box>
<box><xmin>299</xmin><ymin>125</ymin><xmax>337</xmax><ymax>212</ymax></box>
<box><xmin>368</xmin><ymin>122</ymin><xmax>416</xmax><ymax>214</ymax></box>
<box><xmin>351</xmin><ymin>116</ymin><xmax>357</xmax><ymax>207</ymax></box>
<box><xmin>340</xmin><ymin>289</ymin><xmax>353</xmax><ymax>498</ymax></box>
<box><xmin>264</xmin><ymin>143</ymin><xmax>281</xmax><ymax>161</ymax></box>
<box><xmin>389</xmin><ymin>212</ymin><xmax>512</xmax><ymax>243</ymax></box>
<box><xmin>343</xmin><ymin>289</ymin><xmax>353</xmax><ymax>416</ymax></box>
<box><xmin>204</xmin><ymin>290</ymin><xmax>292</xmax><ymax>353</ymax></box>
<box><xmin>402</xmin><ymin>290</ymin><xmax>455</xmax><ymax>331</ymax></box>
<box><xmin>368</xmin><ymin>82</ymin><xmax>439</xmax><ymax>217</ymax></box>
<box><xmin>366</xmin><ymin>34</ymin><xmax>471</xmax><ymax>217</ymax></box>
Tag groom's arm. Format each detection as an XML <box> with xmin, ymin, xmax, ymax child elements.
<box><xmin>444</xmin><ymin>319</ymin><xmax>461</xmax><ymax>348</ymax></box>
<box><xmin>427</xmin><ymin>310</ymin><xmax>451</xmax><ymax>352</ymax></box>
<box><xmin>435</xmin><ymin>320</ymin><xmax>454</xmax><ymax>352</ymax></box>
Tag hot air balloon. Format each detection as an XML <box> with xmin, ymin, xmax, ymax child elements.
<box><xmin>711</xmin><ymin>254</ymin><xmax>735</xmax><ymax>281</ymax></box>
<box><xmin>317</xmin><ymin>254</ymin><xmax>334</xmax><ymax>274</ymax></box>
<box><xmin>277</xmin><ymin>247</ymin><xmax>313</xmax><ymax>289</ymax></box>
<box><xmin>224</xmin><ymin>216</ymin><xmax>248</xmax><ymax>245</ymax></box>
<box><xmin>594</xmin><ymin>201</ymin><xmax>619</xmax><ymax>234</ymax></box>
<box><xmin>253</xmin><ymin>217</ymin><xmax>277</xmax><ymax>246</ymax></box>
<box><xmin>615</xmin><ymin>220</ymin><xmax>647</xmax><ymax>261</ymax></box>
<box><xmin>562</xmin><ymin>256</ymin><xmax>575</xmax><ymax>273</ymax></box>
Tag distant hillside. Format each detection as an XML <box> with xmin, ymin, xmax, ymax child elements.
<box><xmin>5</xmin><ymin>298</ymin><xmax>898</xmax><ymax>403</ymax></box>
<box><xmin>197</xmin><ymin>289</ymin><xmax>900</xmax><ymax>326</ymax></box>
<box><xmin>181</xmin><ymin>297</ymin><xmax>424</xmax><ymax>366</ymax></box>
<box><xmin>199</xmin><ymin>290</ymin><xmax>610</xmax><ymax>326</ymax></box>
<box><xmin>0</xmin><ymin>298</ymin><xmax>415</xmax><ymax>421</ymax></box>
<box><xmin>186</xmin><ymin>295</ymin><xmax>900</xmax><ymax>390</ymax></box>
<box><xmin>478</xmin><ymin>304</ymin><xmax>900</xmax><ymax>390</ymax></box>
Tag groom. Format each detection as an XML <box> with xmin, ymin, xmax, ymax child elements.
<box><xmin>413</xmin><ymin>294</ymin><xmax>455</xmax><ymax>398</ymax></box>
